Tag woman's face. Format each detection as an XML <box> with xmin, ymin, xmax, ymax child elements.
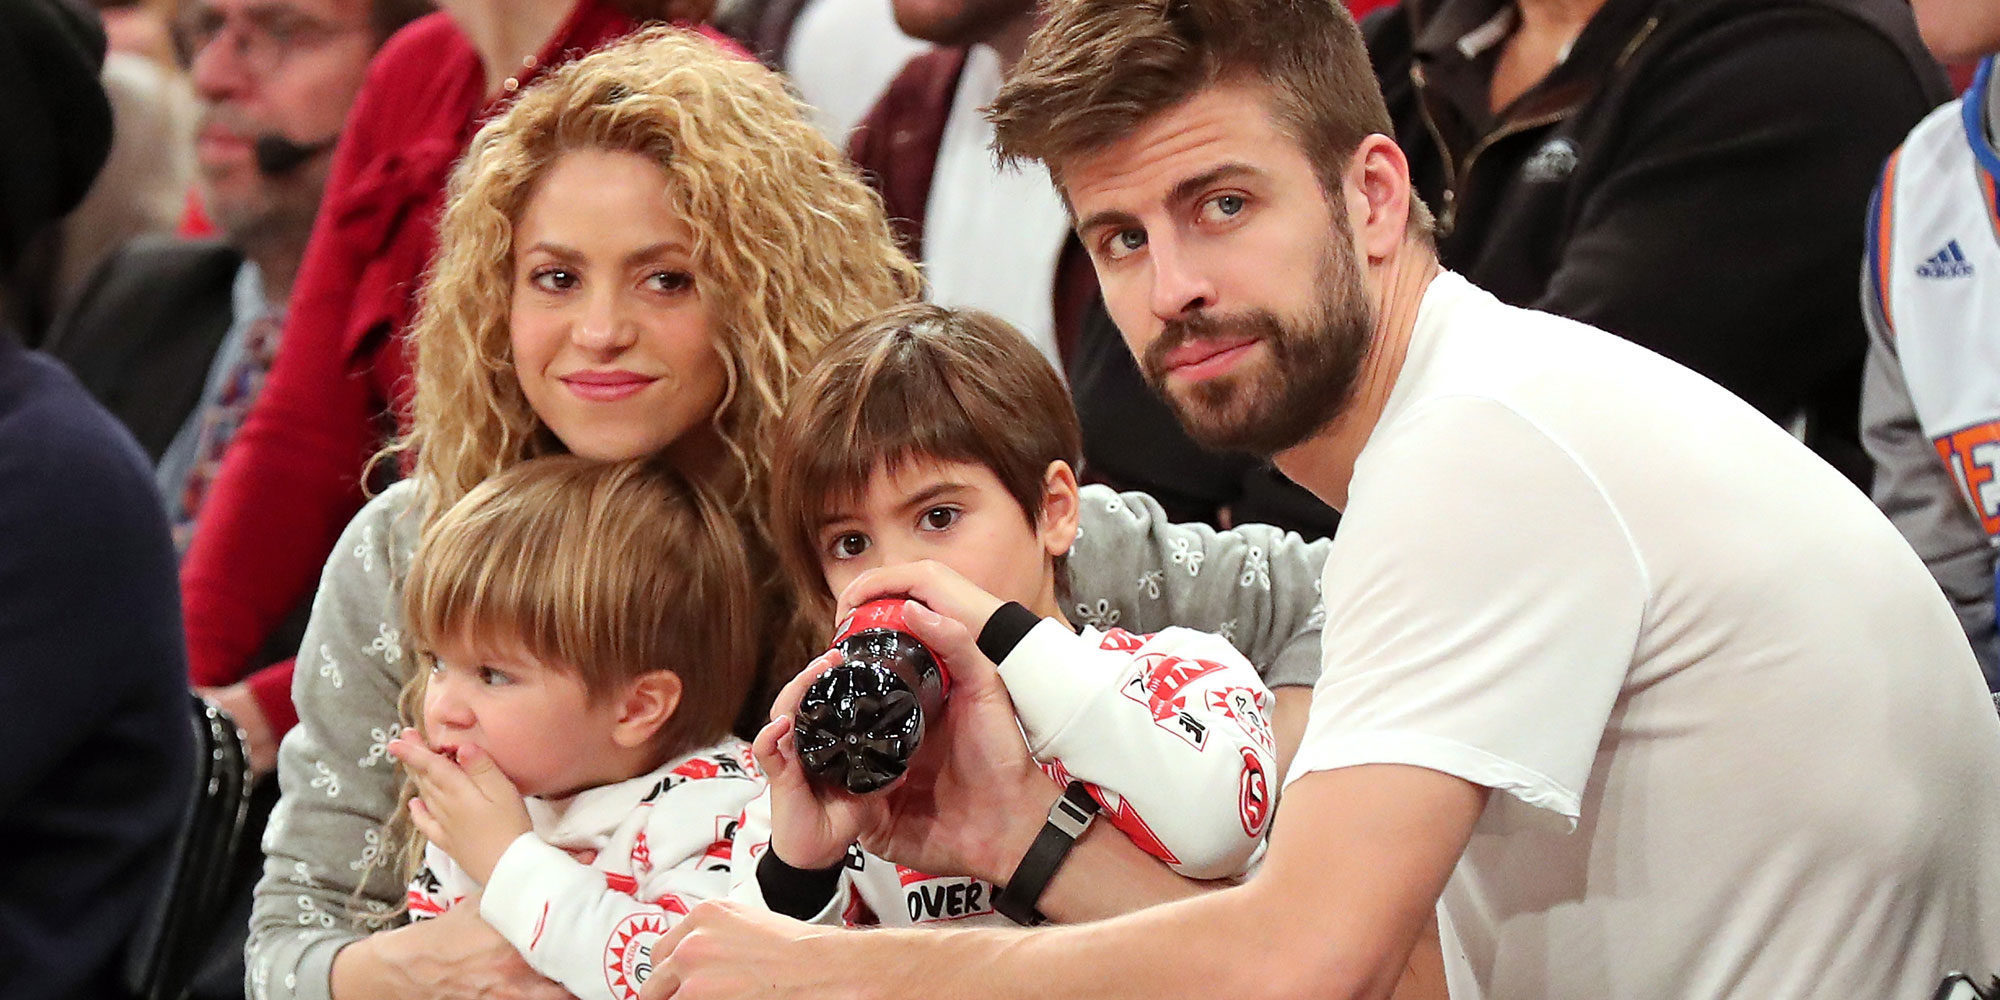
<box><xmin>510</xmin><ymin>148</ymin><xmax>727</xmax><ymax>463</ymax></box>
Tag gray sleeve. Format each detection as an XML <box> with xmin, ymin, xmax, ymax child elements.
<box><xmin>1859</xmin><ymin>273</ymin><xmax>1998</xmax><ymax>685</ymax></box>
<box><xmin>245</xmin><ymin>482</ymin><xmax>424</xmax><ymax>1000</ymax></box>
<box><xmin>1064</xmin><ymin>484</ymin><xmax>1330</xmax><ymax>689</ymax></box>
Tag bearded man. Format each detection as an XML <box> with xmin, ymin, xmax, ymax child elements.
<box><xmin>646</xmin><ymin>0</ymin><xmax>2000</xmax><ymax>997</ymax></box>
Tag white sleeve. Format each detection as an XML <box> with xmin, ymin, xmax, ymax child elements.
<box><xmin>998</xmin><ymin>620</ymin><xmax>1277</xmax><ymax>879</ymax></box>
<box><xmin>1291</xmin><ymin>397</ymin><xmax>1646</xmax><ymax>832</ymax></box>
<box><xmin>477</xmin><ymin>773</ymin><xmax>762</xmax><ymax>1000</ymax></box>
<box><xmin>406</xmin><ymin>842</ymin><xmax>471</xmax><ymax>921</ymax></box>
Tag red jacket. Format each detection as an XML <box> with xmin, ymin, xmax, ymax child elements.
<box><xmin>179</xmin><ymin>3</ymin><xmax>738</xmax><ymax>735</ymax></box>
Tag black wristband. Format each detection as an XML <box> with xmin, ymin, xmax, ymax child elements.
<box><xmin>993</xmin><ymin>780</ymin><xmax>1099</xmax><ymax>926</ymax></box>
<box><xmin>755</xmin><ymin>848</ymin><xmax>846</xmax><ymax>921</ymax></box>
<box><xmin>977</xmin><ymin>601</ymin><xmax>1042</xmax><ymax>664</ymax></box>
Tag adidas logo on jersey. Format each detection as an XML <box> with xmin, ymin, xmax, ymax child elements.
<box><xmin>1917</xmin><ymin>240</ymin><xmax>1975</xmax><ymax>279</ymax></box>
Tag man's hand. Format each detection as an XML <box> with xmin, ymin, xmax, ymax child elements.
<box><xmin>848</xmin><ymin>602</ymin><xmax>1059</xmax><ymax>884</ymax></box>
<box><xmin>329</xmin><ymin>898</ymin><xmax>573</xmax><ymax>1000</ymax></box>
<box><xmin>834</xmin><ymin>559</ymin><xmax>1007</xmax><ymax>636</ymax></box>
<box><xmin>196</xmin><ymin>682</ymin><xmax>276</xmax><ymax>775</ymax></box>
<box><xmin>388</xmin><ymin>729</ymin><xmax>532</xmax><ymax>884</ymax></box>
<box><xmin>642</xmin><ymin>900</ymin><xmax>851</xmax><ymax>1000</ymax></box>
<box><xmin>768</xmin><ymin>599</ymin><xmax>1057</xmax><ymax>883</ymax></box>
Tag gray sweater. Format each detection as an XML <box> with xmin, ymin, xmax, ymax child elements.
<box><xmin>245</xmin><ymin>479</ymin><xmax>1330</xmax><ymax>1000</ymax></box>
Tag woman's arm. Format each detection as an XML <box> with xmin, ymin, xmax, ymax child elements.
<box><xmin>243</xmin><ymin>483</ymin><xmax>425</xmax><ymax>999</ymax></box>
<box><xmin>1068</xmin><ymin>485</ymin><xmax>1331</xmax><ymax>690</ymax></box>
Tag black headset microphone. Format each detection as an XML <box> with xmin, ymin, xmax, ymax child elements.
<box><xmin>252</xmin><ymin>133</ymin><xmax>338</xmax><ymax>175</ymax></box>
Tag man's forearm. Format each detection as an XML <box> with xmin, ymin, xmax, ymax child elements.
<box><xmin>823</xmin><ymin>884</ymin><xmax>1342</xmax><ymax>1000</ymax></box>
<box><xmin>1033</xmin><ymin>818</ymin><xmax>1222</xmax><ymax>922</ymax></box>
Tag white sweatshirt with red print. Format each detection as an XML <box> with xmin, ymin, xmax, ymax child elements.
<box><xmin>408</xmin><ymin>737</ymin><xmax>761</xmax><ymax>1000</ymax></box>
<box><xmin>733</xmin><ymin>616</ymin><xmax>1279</xmax><ymax>926</ymax></box>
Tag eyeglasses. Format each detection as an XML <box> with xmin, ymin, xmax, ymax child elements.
<box><xmin>171</xmin><ymin>4</ymin><xmax>370</xmax><ymax>76</ymax></box>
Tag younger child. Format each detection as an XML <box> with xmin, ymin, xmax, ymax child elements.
<box><xmin>386</xmin><ymin>456</ymin><xmax>763</xmax><ymax>1000</ymax></box>
<box><xmin>742</xmin><ymin>303</ymin><xmax>1281</xmax><ymax>927</ymax></box>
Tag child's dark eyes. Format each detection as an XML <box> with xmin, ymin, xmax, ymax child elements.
<box><xmin>477</xmin><ymin>666</ymin><xmax>513</xmax><ymax>687</ymax></box>
<box><xmin>828</xmin><ymin>532</ymin><xmax>870</xmax><ymax>560</ymax></box>
<box><xmin>919</xmin><ymin>505</ymin><xmax>960</xmax><ymax>531</ymax></box>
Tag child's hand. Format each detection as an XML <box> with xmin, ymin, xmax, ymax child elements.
<box><xmin>832</xmin><ymin>560</ymin><xmax>1006</xmax><ymax>637</ymax></box>
<box><xmin>389</xmin><ymin>729</ymin><xmax>533</xmax><ymax>885</ymax></box>
<box><xmin>754</xmin><ymin>651</ymin><xmax>886</xmax><ymax>870</ymax></box>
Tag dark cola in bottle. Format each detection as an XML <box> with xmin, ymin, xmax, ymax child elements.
<box><xmin>793</xmin><ymin>599</ymin><xmax>950</xmax><ymax>794</ymax></box>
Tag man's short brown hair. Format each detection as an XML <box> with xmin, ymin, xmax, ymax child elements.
<box><xmin>768</xmin><ymin>303</ymin><xmax>1083</xmax><ymax>616</ymax></box>
<box><xmin>990</xmin><ymin>0</ymin><xmax>1420</xmax><ymax>225</ymax></box>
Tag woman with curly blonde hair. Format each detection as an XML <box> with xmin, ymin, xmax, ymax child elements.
<box><xmin>247</xmin><ymin>29</ymin><xmax>917</xmax><ymax>1000</ymax></box>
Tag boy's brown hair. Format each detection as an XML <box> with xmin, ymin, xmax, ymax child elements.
<box><xmin>768</xmin><ymin>303</ymin><xmax>1084</xmax><ymax>619</ymax></box>
<box><xmin>402</xmin><ymin>455</ymin><xmax>759</xmax><ymax>759</ymax></box>
<box><xmin>988</xmin><ymin>0</ymin><xmax>1431</xmax><ymax>234</ymax></box>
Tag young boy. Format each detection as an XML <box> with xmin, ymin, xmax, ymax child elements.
<box><xmin>740</xmin><ymin>303</ymin><xmax>1281</xmax><ymax>927</ymax></box>
<box><xmin>1863</xmin><ymin>0</ymin><xmax>2000</xmax><ymax>692</ymax></box>
<box><xmin>386</xmin><ymin>456</ymin><xmax>764</xmax><ymax>1000</ymax></box>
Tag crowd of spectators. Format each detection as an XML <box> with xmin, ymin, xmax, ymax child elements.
<box><xmin>5</xmin><ymin>0</ymin><xmax>2000</xmax><ymax>996</ymax></box>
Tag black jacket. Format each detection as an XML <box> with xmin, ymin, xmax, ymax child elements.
<box><xmin>1369</xmin><ymin>0</ymin><xmax>1949</xmax><ymax>484</ymax></box>
<box><xmin>0</xmin><ymin>332</ymin><xmax>193</xmax><ymax>1000</ymax></box>
<box><xmin>41</xmin><ymin>237</ymin><xmax>316</xmax><ymax>670</ymax></box>
<box><xmin>43</xmin><ymin>236</ymin><xmax>241</xmax><ymax>463</ymax></box>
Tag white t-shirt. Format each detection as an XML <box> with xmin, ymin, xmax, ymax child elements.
<box><xmin>1289</xmin><ymin>271</ymin><xmax>2000</xmax><ymax>999</ymax></box>
<box><xmin>921</xmin><ymin>43</ymin><xmax>1072</xmax><ymax>370</ymax></box>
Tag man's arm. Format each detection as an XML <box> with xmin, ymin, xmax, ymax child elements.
<box><xmin>1069</xmin><ymin>486</ymin><xmax>1331</xmax><ymax>689</ymax></box>
<box><xmin>651</xmin><ymin>764</ymin><xmax>1485</xmax><ymax>1000</ymax></box>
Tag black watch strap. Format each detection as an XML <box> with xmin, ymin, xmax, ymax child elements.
<box><xmin>994</xmin><ymin>780</ymin><xmax>1099</xmax><ymax>926</ymax></box>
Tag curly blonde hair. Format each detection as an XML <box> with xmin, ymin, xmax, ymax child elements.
<box><xmin>397</xmin><ymin>26</ymin><xmax>920</xmax><ymax>525</ymax></box>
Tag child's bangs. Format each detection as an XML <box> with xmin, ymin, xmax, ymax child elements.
<box><xmin>403</xmin><ymin>481</ymin><xmax>630</xmax><ymax>696</ymax></box>
<box><xmin>801</xmin><ymin>341</ymin><xmax>994</xmax><ymax>520</ymax></box>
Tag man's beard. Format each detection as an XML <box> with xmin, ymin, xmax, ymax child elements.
<box><xmin>1139</xmin><ymin>234</ymin><xmax>1373</xmax><ymax>458</ymax></box>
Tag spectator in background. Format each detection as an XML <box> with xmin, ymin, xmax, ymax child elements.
<box><xmin>0</xmin><ymin>1</ymin><xmax>194</xmax><ymax>996</ymax></box>
<box><xmin>42</xmin><ymin>2</ymin><xmax>423</xmax><ymax>993</ymax></box>
<box><xmin>716</xmin><ymin>0</ymin><xmax>928</xmax><ymax>141</ymax></box>
<box><xmin>46</xmin><ymin>0</ymin><xmax>427</xmax><ymax>773</ymax></box>
<box><xmin>1368</xmin><ymin>0</ymin><xmax>1948</xmax><ymax>486</ymax></box>
<box><xmin>172</xmin><ymin>0</ymin><xmax>737</xmax><ymax>773</ymax></box>
<box><xmin>3</xmin><ymin>0</ymin><xmax>198</xmax><ymax>344</ymax></box>
<box><xmin>59</xmin><ymin>0</ymin><xmax>200</xmax><ymax>318</ymax></box>
<box><xmin>850</xmin><ymin>0</ymin><xmax>1339</xmax><ymax>536</ymax></box>
<box><xmin>1860</xmin><ymin>0</ymin><xmax>2000</xmax><ymax>689</ymax></box>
